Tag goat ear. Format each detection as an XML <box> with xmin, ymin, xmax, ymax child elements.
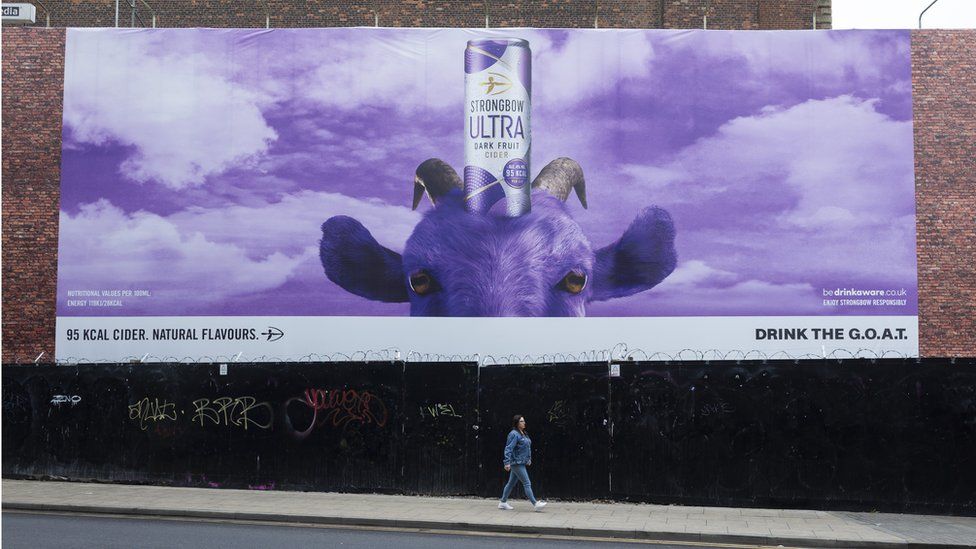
<box><xmin>590</xmin><ymin>206</ymin><xmax>677</xmax><ymax>302</ymax></box>
<box><xmin>320</xmin><ymin>216</ymin><xmax>408</xmax><ymax>303</ymax></box>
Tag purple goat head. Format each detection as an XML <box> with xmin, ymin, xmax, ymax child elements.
<box><xmin>320</xmin><ymin>158</ymin><xmax>676</xmax><ymax>316</ymax></box>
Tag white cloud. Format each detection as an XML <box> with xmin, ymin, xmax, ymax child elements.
<box><xmin>683</xmin><ymin>30</ymin><xmax>908</xmax><ymax>85</ymax></box>
<box><xmin>59</xmin><ymin>200</ymin><xmax>310</xmax><ymax>301</ymax></box>
<box><xmin>639</xmin><ymin>261</ymin><xmax>817</xmax><ymax>314</ymax></box>
<box><xmin>617</xmin><ymin>164</ymin><xmax>685</xmax><ymax>190</ymax></box>
<box><xmin>677</xmin><ymin>279</ymin><xmax>817</xmax><ymax>314</ymax></box>
<box><xmin>530</xmin><ymin>30</ymin><xmax>655</xmax><ymax>107</ymax></box>
<box><xmin>64</xmin><ymin>30</ymin><xmax>278</xmax><ymax>190</ymax></box>
<box><xmin>58</xmin><ymin>191</ymin><xmax>422</xmax><ymax>306</ymax></box>
<box><xmin>625</xmin><ymin>95</ymin><xmax>914</xmax><ymax>229</ymax></box>
<box><xmin>296</xmin><ymin>28</ymin><xmax>655</xmax><ymax>112</ymax></box>
<box><xmin>62</xmin><ymin>28</ymin><xmax>657</xmax><ymax>192</ymax></box>
<box><xmin>168</xmin><ymin>189</ymin><xmax>422</xmax><ymax>257</ymax></box>
<box><xmin>587</xmin><ymin>276</ymin><xmax>818</xmax><ymax>316</ymax></box>
<box><xmin>658</xmin><ymin>260</ymin><xmax>737</xmax><ymax>288</ymax></box>
<box><xmin>611</xmin><ymin>95</ymin><xmax>917</xmax><ymax>287</ymax></box>
<box><xmin>727</xmin><ymin>96</ymin><xmax>913</xmax><ymax>230</ymax></box>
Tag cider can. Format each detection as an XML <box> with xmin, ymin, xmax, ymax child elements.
<box><xmin>464</xmin><ymin>38</ymin><xmax>531</xmax><ymax>216</ymax></box>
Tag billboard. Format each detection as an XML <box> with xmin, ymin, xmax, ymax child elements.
<box><xmin>56</xmin><ymin>28</ymin><xmax>917</xmax><ymax>361</ymax></box>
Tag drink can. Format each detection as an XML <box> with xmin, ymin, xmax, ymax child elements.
<box><xmin>464</xmin><ymin>38</ymin><xmax>531</xmax><ymax>216</ymax></box>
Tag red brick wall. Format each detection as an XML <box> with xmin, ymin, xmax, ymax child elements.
<box><xmin>814</xmin><ymin>0</ymin><xmax>831</xmax><ymax>29</ymax></box>
<box><xmin>759</xmin><ymin>0</ymin><xmax>812</xmax><ymax>30</ymax></box>
<box><xmin>912</xmin><ymin>31</ymin><xmax>976</xmax><ymax>357</ymax></box>
<box><xmin>1</xmin><ymin>28</ymin><xmax>66</xmax><ymax>363</ymax></box>
<box><xmin>21</xmin><ymin>0</ymin><xmax>819</xmax><ymax>29</ymax></box>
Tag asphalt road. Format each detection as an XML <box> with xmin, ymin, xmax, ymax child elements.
<box><xmin>2</xmin><ymin>511</ymin><xmax>731</xmax><ymax>549</ymax></box>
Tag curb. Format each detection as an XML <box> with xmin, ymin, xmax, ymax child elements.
<box><xmin>2</xmin><ymin>501</ymin><xmax>968</xmax><ymax>549</ymax></box>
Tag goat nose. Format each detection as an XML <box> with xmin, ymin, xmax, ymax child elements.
<box><xmin>476</xmin><ymin>296</ymin><xmax>537</xmax><ymax>317</ymax></box>
<box><xmin>466</xmin><ymin>300</ymin><xmax>505</xmax><ymax>317</ymax></box>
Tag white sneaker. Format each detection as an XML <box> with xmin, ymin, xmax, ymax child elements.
<box><xmin>533</xmin><ymin>501</ymin><xmax>547</xmax><ymax>512</ymax></box>
<box><xmin>498</xmin><ymin>501</ymin><xmax>513</xmax><ymax>510</ymax></box>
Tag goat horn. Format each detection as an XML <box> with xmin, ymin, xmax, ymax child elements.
<box><xmin>413</xmin><ymin>158</ymin><xmax>463</xmax><ymax>210</ymax></box>
<box><xmin>531</xmin><ymin>157</ymin><xmax>587</xmax><ymax>209</ymax></box>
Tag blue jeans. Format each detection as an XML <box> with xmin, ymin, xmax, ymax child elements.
<box><xmin>500</xmin><ymin>464</ymin><xmax>537</xmax><ymax>504</ymax></box>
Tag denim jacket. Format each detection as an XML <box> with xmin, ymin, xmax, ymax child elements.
<box><xmin>503</xmin><ymin>429</ymin><xmax>532</xmax><ymax>466</ymax></box>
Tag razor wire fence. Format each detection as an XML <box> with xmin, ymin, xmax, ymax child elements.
<box><xmin>2</xmin><ymin>344</ymin><xmax>926</xmax><ymax>367</ymax></box>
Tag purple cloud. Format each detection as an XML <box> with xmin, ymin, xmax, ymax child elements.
<box><xmin>64</xmin><ymin>30</ymin><xmax>278</xmax><ymax>190</ymax></box>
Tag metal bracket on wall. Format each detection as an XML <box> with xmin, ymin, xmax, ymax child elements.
<box><xmin>919</xmin><ymin>0</ymin><xmax>940</xmax><ymax>29</ymax></box>
<box><xmin>115</xmin><ymin>0</ymin><xmax>156</xmax><ymax>28</ymax></box>
<box><xmin>33</xmin><ymin>0</ymin><xmax>50</xmax><ymax>27</ymax></box>
<box><xmin>139</xmin><ymin>0</ymin><xmax>156</xmax><ymax>27</ymax></box>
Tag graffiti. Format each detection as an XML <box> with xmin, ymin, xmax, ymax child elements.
<box><xmin>303</xmin><ymin>388</ymin><xmax>389</xmax><ymax>428</ymax></box>
<box><xmin>184</xmin><ymin>473</ymin><xmax>222</xmax><ymax>488</ymax></box>
<box><xmin>547</xmin><ymin>400</ymin><xmax>568</xmax><ymax>426</ymax></box>
<box><xmin>191</xmin><ymin>397</ymin><xmax>273</xmax><ymax>430</ymax></box>
<box><xmin>699</xmin><ymin>401</ymin><xmax>735</xmax><ymax>416</ymax></box>
<box><xmin>2</xmin><ymin>382</ymin><xmax>33</xmax><ymax>450</ymax></box>
<box><xmin>3</xmin><ymin>392</ymin><xmax>30</xmax><ymax>414</ymax></box>
<box><xmin>420</xmin><ymin>403</ymin><xmax>462</xmax><ymax>419</ymax></box>
<box><xmin>433</xmin><ymin>433</ymin><xmax>456</xmax><ymax>448</ymax></box>
<box><xmin>284</xmin><ymin>388</ymin><xmax>389</xmax><ymax>440</ymax></box>
<box><xmin>128</xmin><ymin>397</ymin><xmax>177</xmax><ymax>431</ymax></box>
<box><xmin>4</xmin><ymin>360</ymin><xmax>976</xmax><ymax>512</ymax></box>
<box><xmin>153</xmin><ymin>423</ymin><xmax>178</xmax><ymax>438</ymax></box>
<box><xmin>50</xmin><ymin>394</ymin><xmax>82</xmax><ymax>407</ymax></box>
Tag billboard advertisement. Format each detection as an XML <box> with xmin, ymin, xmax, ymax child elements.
<box><xmin>56</xmin><ymin>28</ymin><xmax>917</xmax><ymax>361</ymax></box>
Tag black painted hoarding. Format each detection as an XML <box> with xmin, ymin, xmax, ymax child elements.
<box><xmin>3</xmin><ymin>359</ymin><xmax>974</xmax><ymax>514</ymax></box>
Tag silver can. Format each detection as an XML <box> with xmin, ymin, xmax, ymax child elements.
<box><xmin>464</xmin><ymin>38</ymin><xmax>531</xmax><ymax>216</ymax></box>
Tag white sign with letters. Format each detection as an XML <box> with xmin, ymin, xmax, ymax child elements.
<box><xmin>1</xmin><ymin>3</ymin><xmax>37</xmax><ymax>24</ymax></box>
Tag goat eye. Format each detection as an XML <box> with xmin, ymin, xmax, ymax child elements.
<box><xmin>409</xmin><ymin>270</ymin><xmax>435</xmax><ymax>295</ymax></box>
<box><xmin>559</xmin><ymin>271</ymin><xmax>587</xmax><ymax>294</ymax></box>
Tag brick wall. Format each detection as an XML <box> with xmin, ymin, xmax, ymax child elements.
<box><xmin>21</xmin><ymin>0</ymin><xmax>819</xmax><ymax>29</ymax></box>
<box><xmin>912</xmin><ymin>31</ymin><xmax>976</xmax><ymax>357</ymax></box>
<box><xmin>1</xmin><ymin>28</ymin><xmax>66</xmax><ymax>363</ymax></box>
<box><xmin>814</xmin><ymin>0</ymin><xmax>831</xmax><ymax>29</ymax></box>
<box><xmin>758</xmin><ymin>0</ymin><xmax>811</xmax><ymax>30</ymax></box>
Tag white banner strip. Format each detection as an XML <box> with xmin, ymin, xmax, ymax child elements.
<box><xmin>56</xmin><ymin>316</ymin><xmax>919</xmax><ymax>363</ymax></box>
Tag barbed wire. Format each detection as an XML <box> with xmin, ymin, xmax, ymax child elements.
<box><xmin>405</xmin><ymin>351</ymin><xmax>480</xmax><ymax>363</ymax></box>
<box><xmin>4</xmin><ymin>345</ymin><xmax>924</xmax><ymax>366</ymax></box>
<box><xmin>25</xmin><ymin>348</ymin><xmax>403</xmax><ymax>366</ymax></box>
<box><xmin>481</xmin><ymin>354</ymin><xmax>533</xmax><ymax>366</ymax></box>
<box><xmin>615</xmin><ymin>346</ymin><xmax>912</xmax><ymax>363</ymax></box>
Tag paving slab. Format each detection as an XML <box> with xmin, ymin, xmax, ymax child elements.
<box><xmin>2</xmin><ymin>479</ymin><xmax>975</xmax><ymax>548</ymax></box>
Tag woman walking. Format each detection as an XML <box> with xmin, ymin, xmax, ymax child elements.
<box><xmin>498</xmin><ymin>414</ymin><xmax>547</xmax><ymax>511</ymax></box>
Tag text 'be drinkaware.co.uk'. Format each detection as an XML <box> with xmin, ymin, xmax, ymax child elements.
<box><xmin>820</xmin><ymin>287</ymin><xmax>911</xmax><ymax>307</ymax></box>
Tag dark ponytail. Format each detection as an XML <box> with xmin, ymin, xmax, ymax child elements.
<box><xmin>511</xmin><ymin>414</ymin><xmax>525</xmax><ymax>432</ymax></box>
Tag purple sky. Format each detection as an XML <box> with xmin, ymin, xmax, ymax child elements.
<box><xmin>57</xmin><ymin>28</ymin><xmax>916</xmax><ymax>317</ymax></box>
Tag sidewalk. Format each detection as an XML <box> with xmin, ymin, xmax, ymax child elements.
<box><xmin>3</xmin><ymin>479</ymin><xmax>975</xmax><ymax>548</ymax></box>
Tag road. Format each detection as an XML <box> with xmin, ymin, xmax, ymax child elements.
<box><xmin>2</xmin><ymin>511</ymin><xmax>749</xmax><ymax>549</ymax></box>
